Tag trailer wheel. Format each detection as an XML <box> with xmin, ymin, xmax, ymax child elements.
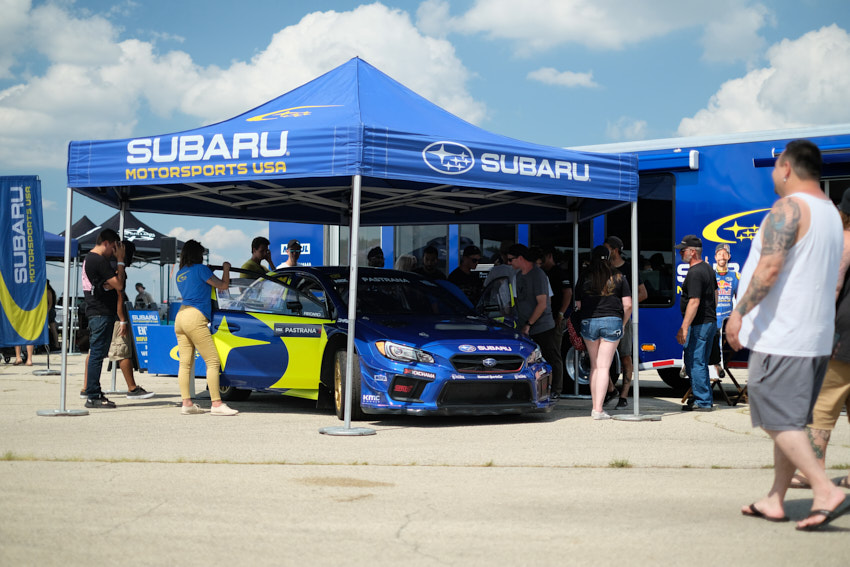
<box><xmin>657</xmin><ymin>368</ymin><xmax>690</xmax><ymax>396</ymax></box>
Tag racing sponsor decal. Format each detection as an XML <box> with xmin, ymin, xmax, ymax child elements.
<box><xmin>403</xmin><ymin>368</ymin><xmax>436</xmax><ymax>380</ymax></box>
<box><xmin>476</xmin><ymin>345</ymin><xmax>512</xmax><ymax>352</ymax></box>
<box><xmin>361</xmin><ymin>276</ymin><xmax>410</xmax><ymax>283</ymax></box>
<box><xmin>122</xmin><ymin>227</ymin><xmax>155</xmax><ymax>242</ymax></box>
<box><xmin>423</xmin><ymin>142</ymin><xmax>475</xmax><ymax>175</ymax></box>
<box><xmin>458</xmin><ymin>344</ymin><xmax>476</xmax><ymax>352</ymax></box>
<box><xmin>246</xmin><ymin>105</ymin><xmax>342</xmax><ymax>122</ymax></box>
<box><xmin>422</xmin><ymin>141</ymin><xmax>591</xmax><ymax>182</ymax></box>
<box><xmin>451</xmin><ymin>373</ymin><xmax>466</xmax><ymax>380</ymax></box>
<box><xmin>374</xmin><ymin>373</ymin><xmax>388</xmax><ymax>382</ymax></box>
<box><xmin>362</xmin><ymin>394</ymin><xmax>381</xmax><ymax>403</ymax></box>
<box><xmin>124</xmin><ymin>132</ymin><xmax>288</xmax><ymax>181</ymax></box>
<box><xmin>702</xmin><ymin>208</ymin><xmax>770</xmax><ymax>244</ymax></box>
<box><xmin>392</xmin><ymin>383</ymin><xmax>415</xmax><ymax>395</ymax></box>
<box><xmin>273</xmin><ymin>323</ymin><xmax>322</xmax><ymax>338</ymax></box>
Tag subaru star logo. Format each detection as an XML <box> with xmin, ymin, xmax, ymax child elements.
<box><xmin>482</xmin><ymin>357</ymin><xmax>498</xmax><ymax>368</ymax></box>
<box><xmin>458</xmin><ymin>344</ymin><xmax>476</xmax><ymax>352</ymax></box>
<box><xmin>423</xmin><ymin>141</ymin><xmax>475</xmax><ymax>175</ymax></box>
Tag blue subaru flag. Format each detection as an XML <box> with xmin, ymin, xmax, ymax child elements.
<box><xmin>0</xmin><ymin>176</ymin><xmax>48</xmax><ymax>347</ymax></box>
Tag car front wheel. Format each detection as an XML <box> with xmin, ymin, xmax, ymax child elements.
<box><xmin>334</xmin><ymin>349</ymin><xmax>365</xmax><ymax>421</ymax></box>
<box><xmin>219</xmin><ymin>384</ymin><xmax>252</xmax><ymax>401</ymax></box>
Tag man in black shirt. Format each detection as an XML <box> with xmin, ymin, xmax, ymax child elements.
<box><xmin>82</xmin><ymin>229</ymin><xmax>125</xmax><ymax>408</ymax></box>
<box><xmin>413</xmin><ymin>245</ymin><xmax>446</xmax><ymax>279</ymax></box>
<box><xmin>675</xmin><ymin>234</ymin><xmax>718</xmax><ymax>411</ymax></box>
<box><xmin>448</xmin><ymin>245</ymin><xmax>483</xmax><ymax>305</ymax></box>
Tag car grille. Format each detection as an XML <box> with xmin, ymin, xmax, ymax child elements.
<box><xmin>438</xmin><ymin>381</ymin><xmax>533</xmax><ymax>405</ymax></box>
<box><xmin>450</xmin><ymin>354</ymin><xmax>525</xmax><ymax>374</ymax></box>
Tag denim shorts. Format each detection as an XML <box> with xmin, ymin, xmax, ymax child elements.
<box><xmin>580</xmin><ymin>316</ymin><xmax>623</xmax><ymax>342</ymax></box>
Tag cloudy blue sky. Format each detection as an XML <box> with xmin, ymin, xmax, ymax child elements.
<box><xmin>2</xmin><ymin>0</ymin><xmax>850</xmax><ymax>294</ymax></box>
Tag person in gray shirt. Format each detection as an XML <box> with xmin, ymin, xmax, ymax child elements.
<box><xmin>508</xmin><ymin>244</ymin><xmax>562</xmax><ymax>399</ymax></box>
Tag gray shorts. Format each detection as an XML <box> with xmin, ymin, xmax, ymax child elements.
<box><xmin>617</xmin><ymin>322</ymin><xmax>632</xmax><ymax>358</ymax></box>
<box><xmin>747</xmin><ymin>351</ymin><xmax>829</xmax><ymax>431</ymax></box>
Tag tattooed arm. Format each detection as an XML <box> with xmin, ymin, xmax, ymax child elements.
<box><xmin>734</xmin><ymin>197</ymin><xmax>801</xmax><ymax>316</ymax></box>
<box><xmin>726</xmin><ymin>197</ymin><xmax>803</xmax><ymax>350</ymax></box>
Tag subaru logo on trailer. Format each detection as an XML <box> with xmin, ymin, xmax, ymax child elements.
<box><xmin>422</xmin><ymin>142</ymin><xmax>475</xmax><ymax>175</ymax></box>
<box><xmin>482</xmin><ymin>357</ymin><xmax>497</xmax><ymax>368</ymax></box>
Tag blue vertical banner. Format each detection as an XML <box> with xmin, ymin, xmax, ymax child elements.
<box><xmin>0</xmin><ymin>176</ymin><xmax>48</xmax><ymax>347</ymax></box>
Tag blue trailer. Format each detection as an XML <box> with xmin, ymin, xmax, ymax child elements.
<box><xmin>574</xmin><ymin>124</ymin><xmax>850</xmax><ymax>393</ymax></box>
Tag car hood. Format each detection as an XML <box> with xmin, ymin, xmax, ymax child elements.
<box><xmin>354</xmin><ymin>314</ymin><xmax>520</xmax><ymax>345</ymax></box>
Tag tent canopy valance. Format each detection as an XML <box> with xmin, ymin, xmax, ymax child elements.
<box><xmin>67</xmin><ymin>58</ymin><xmax>638</xmax><ymax>225</ymax></box>
<box><xmin>61</xmin><ymin>212</ymin><xmax>183</xmax><ymax>263</ymax></box>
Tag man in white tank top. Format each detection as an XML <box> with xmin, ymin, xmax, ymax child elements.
<box><xmin>727</xmin><ymin>140</ymin><xmax>848</xmax><ymax>530</ymax></box>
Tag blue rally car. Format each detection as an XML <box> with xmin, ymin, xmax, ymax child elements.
<box><xmin>211</xmin><ymin>267</ymin><xmax>555</xmax><ymax>419</ymax></box>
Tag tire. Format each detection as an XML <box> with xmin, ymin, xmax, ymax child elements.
<box><xmin>334</xmin><ymin>349</ymin><xmax>365</xmax><ymax>421</ymax></box>
<box><xmin>563</xmin><ymin>347</ymin><xmax>621</xmax><ymax>394</ymax></box>
<box><xmin>657</xmin><ymin>368</ymin><xmax>690</xmax><ymax>397</ymax></box>
<box><xmin>219</xmin><ymin>384</ymin><xmax>252</xmax><ymax>401</ymax></box>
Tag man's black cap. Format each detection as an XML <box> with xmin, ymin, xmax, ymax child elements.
<box><xmin>674</xmin><ymin>235</ymin><xmax>703</xmax><ymax>249</ymax></box>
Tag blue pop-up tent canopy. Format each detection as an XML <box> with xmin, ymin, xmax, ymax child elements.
<box><xmin>44</xmin><ymin>231</ymin><xmax>77</xmax><ymax>260</ymax></box>
<box><xmin>67</xmin><ymin>57</ymin><xmax>637</xmax><ymax>225</ymax></box>
<box><xmin>61</xmin><ymin>57</ymin><xmax>642</xmax><ymax>425</ymax></box>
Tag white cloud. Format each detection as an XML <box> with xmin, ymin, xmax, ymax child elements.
<box><xmin>606</xmin><ymin>117</ymin><xmax>649</xmax><ymax>142</ymax></box>
<box><xmin>168</xmin><ymin>224</ymin><xmax>265</xmax><ymax>267</ymax></box>
<box><xmin>182</xmin><ymin>4</ymin><xmax>482</xmax><ymax>125</ymax></box>
<box><xmin>30</xmin><ymin>3</ymin><xmax>121</xmax><ymax>66</ymax></box>
<box><xmin>0</xmin><ymin>0</ymin><xmax>31</xmax><ymax>78</ymax></box>
<box><xmin>678</xmin><ymin>25</ymin><xmax>850</xmax><ymax>136</ymax></box>
<box><xmin>527</xmin><ymin>67</ymin><xmax>598</xmax><ymax>88</ymax></box>
<box><xmin>700</xmin><ymin>2</ymin><xmax>773</xmax><ymax>64</ymax></box>
<box><xmin>424</xmin><ymin>0</ymin><xmax>771</xmax><ymax>61</ymax></box>
<box><xmin>0</xmin><ymin>2</ymin><xmax>483</xmax><ymax>171</ymax></box>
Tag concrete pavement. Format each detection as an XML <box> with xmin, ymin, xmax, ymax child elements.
<box><xmin>1</xmin><ymin>351</ymin><xmax>848</xmax><ymax>566</ymax></box>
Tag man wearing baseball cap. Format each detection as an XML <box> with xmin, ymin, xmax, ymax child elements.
<box><xmin>278</xmin><ymin>239</ymin><xmax>302</xmax><ymax>268</ymax></box>
<box><xmin>675</xmin><ymin>234</ymin><xmax>718</xmax><ymax>411</ymax></box>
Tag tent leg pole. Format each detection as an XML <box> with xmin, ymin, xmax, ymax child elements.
<box><xmin>614</xmin><ymin>200</ymin><xmax>659</xmax><ymax>421</ymax></box>
<box><xmin>38</xmin><ymin>187</ymin><xmax>88</xmax><ymax>416</ymax></box>
<box><xmin>561</xmin><ymin>220</ymin><xmax>590</xmax><ymax>400</ymax></box>
<box><xmin>320</xmin><ymin>174</ymin><xmax>374</xmax><ymax>436</ymax></box>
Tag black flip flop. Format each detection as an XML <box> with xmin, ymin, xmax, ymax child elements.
<box><xmin>796</xmin><ymin>501</ymin><xmax>850</xmax><ymax>531</ymax></box>
<box><xmin>836</xmin><ymin>477</ymin><xmax>850</xmax><ymax>490</ymax></box>
<box><xmin>742</xmin><ymin>503</ymin><xmax>790</xmax><ymax>523</ymax></box>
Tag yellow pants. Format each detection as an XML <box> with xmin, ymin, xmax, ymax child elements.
<box><xmin>175</xmin><ymin>305</ymin><xmax>221</xmax><ymax>402</ymax></box>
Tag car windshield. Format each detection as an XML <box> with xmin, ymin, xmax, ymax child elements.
<box><xmin>332</xmin><ymin>274</ymin><xmax>473</xmax><ymax>316</ymax></box>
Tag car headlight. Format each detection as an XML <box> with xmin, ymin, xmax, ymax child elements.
<box><xmin>375</xmin><ymin>341</ymin><xmax>435</xmax><ymax>364</ymax></box>
<box><xmin>526</xmin><ymin>346</ymin><xmax>544</xmax><ymax>365</ymax></box>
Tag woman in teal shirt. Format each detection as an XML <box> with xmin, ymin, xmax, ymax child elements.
<box><xmin>174</xmin><ymin>239</ymin><xmax>237</xmax><ymax>416</ymax></box>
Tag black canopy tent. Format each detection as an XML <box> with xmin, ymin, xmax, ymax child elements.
<box><xmin>63</xmin><ymin>212</ymin><xmax>184</xmax><ymax>264</ymax></box>
<box><xmin>52</xmin><ymin>58</ymin><xmax>643</xmax><ymax>426</ymax></box>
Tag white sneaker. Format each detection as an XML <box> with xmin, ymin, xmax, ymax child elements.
<box><xmin>181</xmin><ymin>404</ymin><xmax>206</xmax><ymax>415</ymax></box>
<box><xmin>591</xmin><ymin>410</ymin><xmax>611</xmax><ymax>420</ymax></box>
<box><xmin>211</xmin><ymin>403</ymin><xmax>239</xmax><ymax>416</ymax></box>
